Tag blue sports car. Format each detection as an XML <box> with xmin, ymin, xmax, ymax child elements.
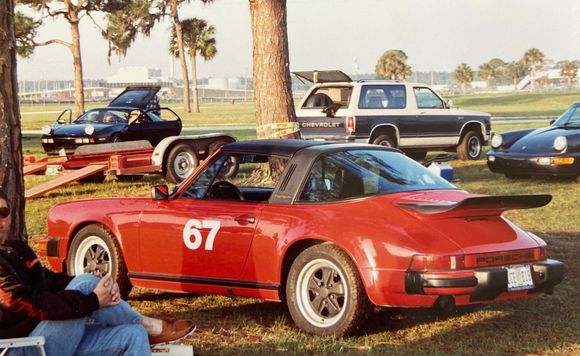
<box><xmin>487</xmin><ymin>102</ymin><xmax>580</xmax><ymax>180</ymax></box>
<box><xmin>41</xmin><ymin>86</ymin><xmax>182</xmax><ymax>155</ymax></box>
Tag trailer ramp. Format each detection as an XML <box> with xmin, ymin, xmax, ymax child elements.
<box><xmin>25</xmin><ymin>164</ymin><xmax>108</xmax><ymax>199</ymax></box>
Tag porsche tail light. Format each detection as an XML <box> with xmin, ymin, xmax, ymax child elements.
<box><xmin>409</xmin><ymin>254</ymin><xmax>466</xmax><ymax>271</ymax></box>
<box><xmin>346</xmin><ymin>116</ymin><xmax>356</xmax><ymax>133</ymax></box>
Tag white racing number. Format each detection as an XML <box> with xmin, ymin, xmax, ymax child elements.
<box><xmin>183</xmin><ymin>219</ymin><xmax>221</xmax><ymax>250</ymax></box>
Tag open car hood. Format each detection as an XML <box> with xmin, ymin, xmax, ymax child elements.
<box><xmin>396</xmin><ymin>191</ymin><xmax>551</xmax><ymax>218</ymax></box>
<box><xmin>108</xmin><ymin>85</ymin><xmax>161</xmax><ymax>109</ymax></box>
<box><xmin>292</xmin><ymin>70</ymin><xmax>352</xmax><ymax>83</ymax></box>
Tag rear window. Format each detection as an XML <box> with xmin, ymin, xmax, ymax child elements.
<box><xmin>302</xmin><ymin>86</ymin><xmax>352</xmax><ymax>109</ymax></box>
<box><xmin>358</xmin><ymin>85</ymin><xmax>406</xmax><ymax>109</ymax></box>
<box><xmin>299</xmin><ymin>150</ymin><xmax>454</xmax><ymax>202</ymax></box>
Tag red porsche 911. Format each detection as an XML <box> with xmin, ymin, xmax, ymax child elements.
<box><xmin>39</xmin><ymin>140</ymin><xmax>564</xmax><ymax>336</ymax></box>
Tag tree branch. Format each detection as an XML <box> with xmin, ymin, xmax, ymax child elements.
<box><xmin>33</xmin><ymin>38</ymin><xmax>72</xmax><ymax>49</ymax></box>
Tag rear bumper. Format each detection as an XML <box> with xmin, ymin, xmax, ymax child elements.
<box><xmin>405</xmin><ymin>259</ymin><xmax>564</xmax><ymax>302</ymax></box>
<box><xmin>487</xmin><ymin>151</ymin><xmax>580</xmax><ymax>178</ymax></box>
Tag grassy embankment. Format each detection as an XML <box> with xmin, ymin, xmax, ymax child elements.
<box><xmin>21</xmin><ymin>92</ymin><xmax>580</xmax><ymax>354</ymax></box>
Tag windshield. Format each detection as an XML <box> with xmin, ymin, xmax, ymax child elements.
<box><xmin>553</xmin><ymin>104</ymin><xmax>580</xmax><ymax>127</ymax></box>
<box><xmin>74</xmin><ymin>109</ymin><xmax>129</xmax><ymax>125</ymax></box>
<box><xmin>299</xmin><ymin>150</ymin><xmax>455</xmax><ymax>202</ymax></box>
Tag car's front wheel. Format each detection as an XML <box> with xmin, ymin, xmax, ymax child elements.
<box><xmin>67</xmin><ymin>224</ymin><xmax>132</xmax><ymax>299</ymax></box>
<box><xmin>165</xmin><ymin>144</ymin><xmax>199</xmax><ymax>184</ymax></box>
<box><xmin>285</xmin><ymin>244</ymin><xmax>372</xmax><ymax>336</ymax></box>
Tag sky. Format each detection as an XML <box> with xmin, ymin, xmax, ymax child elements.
<box><xmin>15</xmin><ymin>0</ymin><xmax>580</xmax><ymax>81</ymax></box>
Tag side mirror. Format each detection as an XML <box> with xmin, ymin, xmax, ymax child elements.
<box><xmin>151</xmin><ymin>184</ymin><xmax>169</xmax><ymax>200</ymax></box>
<box><xmin>549</xmin><ymin>119</ymin><xmax>556</xmax><ymax>125</ymax></box>
<box><xmin>446</xmin><ymin>100</ymin><xmax>454</xmax><ymax>108</ymax></box>
<box><xmin>56</xmin><ymin>118</ymin><xmax>67</xmax><ymax>125</ymax></box>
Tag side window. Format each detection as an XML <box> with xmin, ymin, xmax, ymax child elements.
<box><xmin>299</xmin><ymin>154</ymin><xmax>365</xmax><ymax>202</ymax></box>
<box><xmin>414</xmin><ymin>87</ymin><xmax>445</xmax><ymax>109</ymax></box>
<box><xmin>303</xmin><ymin>87</ymin><xmax>352</xmax><ymax>109</ymax></box>
<box><xmin>358</xmin><ymin>85</ymin><xmax>406</xmax><ymax>109</ymax></box>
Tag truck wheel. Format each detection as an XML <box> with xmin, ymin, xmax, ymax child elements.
<box><xmin>286</xmin><ymin>244</ymin><xmax>372</xmax><ymax>336</ymax></box>
<box><xmin>67</xmin><ymin>224</ymin><xmax>132</xmax><ymax>299</ymax></box>
<box><xmin>372</xmin><ymin>134</ymin><xmax>395</xmax><ymax>147</ymax></box>
<box><xmin>457</xmin><ymin>131</ymin><xmax>482</xmax><ymax>160</ymax></box>
<box><xmin>166</xmin><ymin>144</ymin><xmax>199</xmax><ymax>184</ymax></box>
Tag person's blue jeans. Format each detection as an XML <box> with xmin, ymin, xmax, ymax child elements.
<box><xmin>17</xmin><ymin>274</ymin><xmax>150</xmax><ymax>356</ymax></box>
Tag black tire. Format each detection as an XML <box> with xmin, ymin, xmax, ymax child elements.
<box><xmin>285</xmin><ymin>244</ymin><xmax>372</xmax><ymax>336</ymax></box>
<box><xmin>371</xmin><ymin>134</ymin><xmax>395</xmax><ymax>147</ymax></box>
<box><xmin>109</xmin><ymin>133</ymin><xmax>122</xmax><ymax>143</ymax></box>
<box><xmin>457</xmin><ymin>130</ymin><xmax>482</xmax><ymax>160</ymax></box>
<box><xmin>165</xmin><ymin>144</ymin><xmax>199</xmax><ymax>184</ymax></box>
<box><xmin>67</xmin><ymin>224</ymin><xmax>132</xmax><ymax>299</ymax></box>
<box><xmin>406</xmin><ymin>151</ymin><xmax>427</xmax><ymax>161</ymax></box>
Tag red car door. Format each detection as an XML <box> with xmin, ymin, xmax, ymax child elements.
<box><xmin>136</xmin><ymin>198</ymin><xmax>265</xmax><ymax>279</ymax></box>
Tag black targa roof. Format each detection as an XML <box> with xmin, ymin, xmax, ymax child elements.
<box><xmin>108</xmin><ymin>86</ymin><xmax>161</xmax><ymax>109</ymax></box>
<box><xmin>292</xmin><ymin>70</ymin><xmax>352</xmax><ymax>84</ymax></box>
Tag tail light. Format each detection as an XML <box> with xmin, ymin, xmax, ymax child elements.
<box><xmin>409</xmin><ymin>254</ymin><xmax>466</xmax><ymax>271</ymax></box>
<box><xmin>346</xmin><ymin>116</ymin><xmax>356</xmax><ymax>133</ymax></box>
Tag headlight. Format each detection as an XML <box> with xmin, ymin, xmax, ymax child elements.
<box><xmin>42</xmin><ymin>126</ymin><xmax>52</xmax><ymax>135</ymax></box>
<box><xmin>84</xmin><ymin>125</ymin><xmax>95</xmax><ymax>135</ymax></box>
<box><xmin>491</xmin><ymin>134</ymin><xmax>503</xmax><ymax>148</ymax></box>
<box><xmin>553</xmin><ymin>136</ymin><xmax>567</xmax><ymax>151</ymax></box>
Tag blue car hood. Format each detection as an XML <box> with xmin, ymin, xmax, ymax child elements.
<box><xmin>51</xmin><ymin>123</ymin><xmax>125</xmax><ymax>137</ymax></box>
<box><xmin>507</xmin><ymin>126</ymin><xmax>580</xmax><ymax>154</ymax></box>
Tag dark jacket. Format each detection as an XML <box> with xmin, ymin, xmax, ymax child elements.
<box><xmin>0</xmin><ymin>240</ymin><xmax>99</xmax><ymax>338</ymax></box>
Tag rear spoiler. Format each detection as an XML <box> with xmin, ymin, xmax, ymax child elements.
<box><xmin>398</xmin><ymin>194</ymin><xmax>552</xmax><ymax>217</ymax></box>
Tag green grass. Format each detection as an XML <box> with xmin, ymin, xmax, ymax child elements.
<box><xmin>20</xmin><ymin>95</ymin><xmax>580</xmax><ymax>354</ymax></box>
<box><xmin>449</xmin><ymin>91</ymin><xmax>580</xmax><ymax>118</ymax></box>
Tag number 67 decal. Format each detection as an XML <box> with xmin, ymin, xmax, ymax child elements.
<box><xmin>183</xmin><ymin>219</ymin><xmax>221</xmax><ymax>250</ymax></box>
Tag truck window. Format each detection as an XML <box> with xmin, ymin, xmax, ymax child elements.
<box><xmin>414</xmin><ymin>87</ymin><xmax>445</xmax><ymax>109</ymax></box>
<box><xmin>358</xmin><ymin>85</ymin><xmax>406</xmax><ymax>109</ymax></box>
<box><xmin>303</xmin><ymin>86</ymin><xmax>352</xmax><ymax>109</ymax></box>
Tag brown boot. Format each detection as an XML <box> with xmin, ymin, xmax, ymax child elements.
<box><xmin>148</xmin><ymin>319</ymin><xmax>197</xmax><ymax>345</ymax></box>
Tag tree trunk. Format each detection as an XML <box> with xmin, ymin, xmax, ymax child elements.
<box><xmin>69</xmin><ymin>17</ymin><xmax>85</xmax><ymax>117</ymax></box>
<box><xmin>0</xmin><ymin>0</ymin><xmax>26</xmax><ymax>242</ymax></box>
<box><xmin>190</xmin><ymin>51</ymin><xmax>200</xmax><ymax>113</ymax></box>
<box><xmin>249</xmin><ymin>0</ymin><xmax>298</xmax><ymax>140</ymax></box>
<box><xmin>170</xmin><ymin>0</ymin><xmax>191</xmax><ymax>113</ymax></box>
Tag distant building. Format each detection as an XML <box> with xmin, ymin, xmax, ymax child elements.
<box><xmin>106</xmin><ymin>66</ymin><xmax>164</xmax><ymax>84</ymax></box>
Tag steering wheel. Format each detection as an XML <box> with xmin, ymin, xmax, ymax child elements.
<box><xmin>208</xmin><ymin>181</ymin><xmax>244</xmax><ymax>201</ymax></box>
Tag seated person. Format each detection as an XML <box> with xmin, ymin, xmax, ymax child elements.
<box><xmin>0</xmin><ymin>189</ymin><xmax>195</xmax><ymax>355</ymax></box>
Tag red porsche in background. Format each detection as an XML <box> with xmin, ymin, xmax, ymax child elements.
<box><xmin>39</xmin><ymin>140</ymin><xmax>564</xmax><ymax>336</ymax></box>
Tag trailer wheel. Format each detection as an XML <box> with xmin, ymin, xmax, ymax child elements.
<box><xmin>166</xmin><ymin>143</ymin><xmax>199</xmax><ymax>184</ymax></box>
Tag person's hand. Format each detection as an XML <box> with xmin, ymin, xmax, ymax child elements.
<box><xmin>93</xmin><ymin>274</ymin><xmax>120</xmax><ymax>308</ymax></box>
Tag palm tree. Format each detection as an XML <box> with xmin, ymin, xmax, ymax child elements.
<box><xmin>170</xmin><ymin>18</ymin><xmax>217</xmax><ymax>113</ymax></box>
<box><xmin>478</xmin><ymin>63</ymin><xmax>495</xmax><ymax>88</ymax></box>
<box><xmin>0</xmin><ymin>0</ymin><xmax>26</xmax><ymax>241</ymax></box>
<box><xmin>558</xmin><ymin>60</ymin><xmax>579</xmax><ymax>89</ymax></box>
<box><xmin>504</xmin><ymin>60</ymin><xmax>528</xmax><ymax>88</ymax></box>
<box><xmin>375</xmin><ymin>49</ymin><xmax>412</xmax><ymax>80</ymax></box>
<box><xmin>453</xmin><ymin>63</ymin><xmax>473</xmax><ymax>93</ymax></box>
<box><xmin>523</xmin><ymin>48</ymin><xmax>545</xmax><ymax>90</ymax></box>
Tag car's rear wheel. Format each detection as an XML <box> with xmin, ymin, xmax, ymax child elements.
<box><xmin>165</xmin><ymin>144</ymin><xmax>199</xmax><ymax>184</ymax></box>
<box><xmin>286</xmin><ymin>244</ymin><xmax>372</xmax><ymax>336</ymax></box>
<box><xmin>457</xmin><ymin>130</ymin><xmax>482</xmax><ymax>160</ymax></box>
<box><xmin>67</xmin><ymin>224</ymin><xmax>132</xmax><ymax>299</ymax></box>
<box><xmin>371</xmin><ymin>134</ymin><xmax>395</xmax><ymax>148</ymax></box>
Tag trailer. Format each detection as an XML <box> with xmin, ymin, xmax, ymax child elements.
<box><xmin>24</xmin><ymin>133</ymin><xmax>235</xmax><ymax>199</ymax></box>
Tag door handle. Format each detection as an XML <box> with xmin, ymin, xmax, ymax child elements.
<box><xmin>234</xmin><ymin>216</ymin><xmax>256</xmax><ymax>224</ymax></box>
